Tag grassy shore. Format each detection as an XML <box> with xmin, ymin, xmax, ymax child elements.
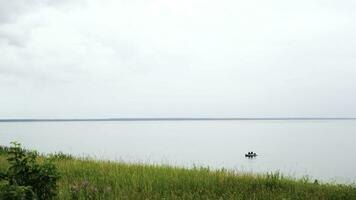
<box><xmin>1</xmin><ymin>146</ymin><xmax>356</xmax><ymax>199</ymax></box>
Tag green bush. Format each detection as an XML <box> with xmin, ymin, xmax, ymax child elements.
<box><xmin>0</xmin><ymin>145</ymin><xmax>10</xmax><ymax>155</ymax></box>
<box><xmin>0</xmin><ymin>171</ymin><xmax>6</xmax><ymax>180</ymax></box>
<box><xmin>1</xmin><ymin>142</ymin><xmax>60</xmax><ymax>200</ymax></box>
<box><xmin>0</xmin><ymin>180</ymin><xmax>34</xmax><ymax>200</ymax></box>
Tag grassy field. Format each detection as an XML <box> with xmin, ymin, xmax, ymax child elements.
<box><xmin>1</xmin><ymin>146</ymin><xmax>356</xmax><ymax>199</ymax></box>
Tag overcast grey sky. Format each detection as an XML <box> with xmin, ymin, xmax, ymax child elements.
<box><xmin>0</xmin><ymin>0</ymin><xmax>355</xmax><ymax>118</ymax></box>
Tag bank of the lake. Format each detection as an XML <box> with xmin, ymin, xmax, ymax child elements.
<box><xmin>1</xmin><ymin>148</ymin><xmax>356</xmax><ymax>200</ymax></box>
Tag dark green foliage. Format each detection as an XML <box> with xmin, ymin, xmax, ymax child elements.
<box><xmin>1</xmin><ymin>142</ymin><xmax>60</xmax><ymax>200</ymax></box>
<box><xmin>0</xmin><ymin>145</ymin><xmax>10</xmax><ymax>155</ymax></box>
<box><xmin>0</xmin><ymin>171</ymin><xmax>5</xmax><ymax>180</ymax></box>
<box><xmin>0</xmin><ymin>180</ymin><xmax>34</xmax><ymax>200</ymax></box>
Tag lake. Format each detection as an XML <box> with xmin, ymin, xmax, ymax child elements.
<box><xmin>1</xmin><ymin>120</ymin><xmax>356</xmax><ymax>183</ymax></box>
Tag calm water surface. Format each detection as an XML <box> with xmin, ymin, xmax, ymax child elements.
<box><xmin>1</xmin><ymin>120</ymin><xmax>356</xmax><ymax>183</ymax></box>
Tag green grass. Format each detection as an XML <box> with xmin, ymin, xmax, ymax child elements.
<box><xmin>1</xmin><ymin>146</ymin><xmax>356</xmax><ymax>199</ymax></box>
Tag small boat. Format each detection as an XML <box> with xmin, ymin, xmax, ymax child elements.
<box><xmin>245</xmin><ymin>152</ymin><xmax>257</xmax><ymax>158</ymax></box>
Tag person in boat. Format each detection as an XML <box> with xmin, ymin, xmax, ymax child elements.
<box><xmin>245</xmin><ymin>151</ymin><xmax>257</xmax><ymax>157</ymax></box>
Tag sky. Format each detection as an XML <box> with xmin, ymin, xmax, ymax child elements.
<box><xmin>0</xmin><ymin>0</ymin><xmax>356</xmax><ymax>118</ymax></box>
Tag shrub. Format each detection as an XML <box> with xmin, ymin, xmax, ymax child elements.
<box><xmin>0</xmin><ymin>145</ymin><xmax>10</xmax><ymax>155</ymax></box>
<box><xmin>1</xmin><ymin>142</ymin><xmax>60</xmax><ymax>200</ymax></box>
<box><xmin>0</xmin><ymin>171</ymin><xmax>6</xmax><ymax>180</ymax></box>
<box><xmin>0</xmin><ymin>180</ymin><xmax>34</xmax><ymax>200</ymax></box>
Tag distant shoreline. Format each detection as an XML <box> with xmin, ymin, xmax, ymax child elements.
<box><xmin>1</xmin><ymin>118</ymin><xmax>356</xmax><ymax>122</ymax></box>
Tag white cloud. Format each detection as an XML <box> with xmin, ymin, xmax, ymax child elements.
<box><xmin>0</xmin><ymin>0</ymin><xmax>356</xmax><ymax>118</ymax></box>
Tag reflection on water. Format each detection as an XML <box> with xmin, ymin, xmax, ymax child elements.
<box><xmin>1</xmin><ymin>120</ymin><xmax>356</xmax><ymax>183</ymax></box>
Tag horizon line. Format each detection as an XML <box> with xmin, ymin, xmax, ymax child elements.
<box><xmin>1</xmin><ymin>117</ymin><xmax>356</xmax><ymax>122</ymax></box>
